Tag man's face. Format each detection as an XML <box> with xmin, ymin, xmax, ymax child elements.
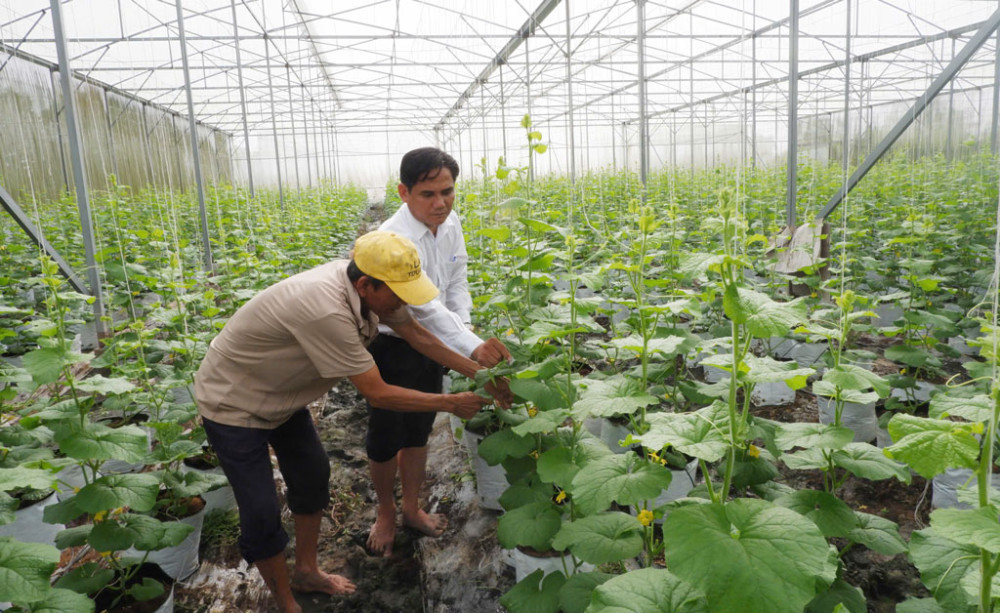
<box><xmin>358</xmin><ymin>279</ymin><xmax>405</xmax><ymax>319</ymax></box>
<box><xmin>398</xmin><ymin>167</ymin><xmax>455</xmax><ymax>234</ymax></box>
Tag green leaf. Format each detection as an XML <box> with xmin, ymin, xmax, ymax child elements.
<box><xmin>805</xmin><ymin>578</ymin><xmax>867</xmax><ymax>613</ymax></box>
<box><xmin>551</xmin><ymin>512</ymin><xmax>644</xmax><ymax>566</ymax></box>
<box><xmin>54</xmin><ymin>525</ymin><xmax>92</xmax><ymax>549</ymax></box>
<box><xmin>478</xmin><ymin>227</ymin><xmax>512</xmax><ymax>242</ymax></box>
<box><xmin>74</xmin><ymin>375</ymin><xmax>136</xmax><ymax>395</ymax></box>
<box><xmin>88</xmin><ymin>519</ymin><xmax>137</xmax><ymax>551</ymax></box>
<box><xmin>497</xmin><ymin>502</ymin><xmax>563</xmax><ymax>551</ymax></box>
<box><xmin>723</xmin><ymin>287</ymin><xmax>807</xmax><ymax>338</ymax></box>
<box><xmin>73</xmin><ymin>473</ymin><xmax>161</xmax><ymax>514</ymax></box>
<box><xmin>833</xmin><ymin>443</ymin><xmax>911</xmax><ymax>483</ymax></box>
<box><xmin>929</xmin><ymin>393</ymin><xmax>992</xmax><ymax>423</ymax></box>
<box><xmin>572</xmin><ymin>376</ymin><xmax>658</xmax><ymax>420</ymax></box>
<box><xmin>52</xmin><ymin>562</ymin><xmax>115</xmax><ymax>596</ymax></box>
<box><xmin>14</xmin><ymin>587</ymin><xmax>96</xmax><ymax>613</ymax></box>
<box><xmin>570</xmin><ymin>452</ymin><xmax>673</xmax><ymax>515</ymax></box>
<box><xmin>479</xmin><ymin>428</ymin><xmax>534</xmax><ymax>466</ymax></box>
<box><xmin>560</xmin><ymin>571</ymin><xmax>615</xmax><ymax>613</ymax></box>
<box><xmin>775</xmin><ymin>490</ymin><xmax>858</xmax><ymax>538</ymax></box>
<box><xmin>930</xmin><ymin>507</ymin><xmax>1000</xmax><ymax>554</ymax></box>
<box><xmin>0</xmin><ymin>537</ymin><xmax>60</xmax><ymax>603</ymax></box>
<box><xmin>586</xmin><ymin>568</ymin><xmax>707</xmax><ymax>613</ymax></box>
<box><xmin>743</xmin><ymin>354</ymin><xmax>814</xmax><ymax>387</ymax></box>
<box><xmin>849</xmin><ymin>512</ymin><xmax>907</xmax><ymax>556</ymax></box>
<box><xmin>634</xmin><ymin>403</ymin><xmax>730</xmax><ymax>463</ymax></box>
<box><xmin>774</xmin><ymin>422</ymin><xmax>853</xmax><ymax>451</ymax></box>
<box><xmin>21</xmin><ymin>347</ymin><xmax>72</xmax><ymax>385</ymax></box>
<box><xmin>663</xmin><ymin>499</ymin><xmax>837</xmax><ymax>613</ymax></box>
<box><xmin>895</xmin><ymin>598</ymin><xmax>950</xmax><ymax>613</ymax></box>
<box><xmin>0</xmin><ymin>466</ymin><xmax>58</xmax><ymax>494</ymax></box>
<box><xmin>512</xmin><ymin>410</ymin><xmax>569</xmax><ymax>436</ymax></box>
<box><xmin>909</xmin><ymin>528</ymin><xmax>978</xmax><ymax>611</ymax></box>
<box><xmin>510</xmin><ymin>378</ymin><xmax>572</xmax><ymax>412</ymax></box>
<box><xmin>821</xmin><ymin>365</ymin><xmax>890</xmax><ymax>396</ymax></box>
<box><xmin>885</xmin><ymin>345</ymin><xmax>934</xmax><ymax>368</ymax></box>
<box><xmin>537</xmin><ymin>447</ymin><xmax>581</xmax><ymax>487</ymax></box>
<box><xmin>53</xmin><ymin>421</ymin><xmax>149</xmax><ymax>463</ymax></box>
<box><xmin>126</xmin><ymin>577</ymin><xmax>164</xmax><ymax>602</ymax></box>
<box><xmin>609</xmin><ymin>335</ymin><xmax>689</xmax><ymax>358</ymax></box>
<box><xmin>885</xmin><ymin>414</ymin><xmax>979</xmax><ymax>478</ymax></box>
<box><xmin>500</xmin><ymin>569</ymin><xmax>564</xmax><ymax>613</ymax></box>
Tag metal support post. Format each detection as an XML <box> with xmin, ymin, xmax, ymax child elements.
<box><xmin>230</xmin><ymin>0</ymin><xmax>255</xmax><ymax>197</ymax></box>
<box><xmin>140</xmin><ymin>102</ymin><xmax>155</xmax><ymax>186</ymax></box>
<box><xmin>176</xmin><ymin>0</ymin><xmax>214</xmax><ymax>271</ymax></box>
<box><xmin>842</xmin><ymin>0</ymin><xmax>851</xmax><ymax>174</ymax></box>
<box><xmin>49</xmin><ymin>68</ymin><xmax>69</xmax><ymax>192</ymax></box>
<box><xmin>499</xmin><ymin>65</ymin><xmax>508</xmax><ymax>160</ymax></box>
<box><xmin>564</xmin><ymin>0</ymin><xmax>576</xmax><ymax>185</ymax></box>
<box><xmin>264</xmin><ymin>36</ymin><xmax>285</xmax><ymax>214</ymax></box>
<box><xmin>818</xmin><ymin>7</ymin><xmax>1000</xmax><ymax>221</ymax></box>
<box><xmin>993</xmin><ymin>27</ymin><xmax>1000</xmax><ymax>153</ymax></box>
<box><xmin>102</xmin><ymin>88</ymin><xmax>119</xmax><ymax>181</ymax></box>
<box><xmin>751</xmin><ymin>0</ymin><xmax>758</xmax><ymax>168</ymax></box>
<box><xmin>636</xmin><ymin>0</ymin><xmax>648</xmax><ymax>194</ymax></box>
<box><xmin>49</xmin><ymin>0</ymin><xmax>107</xmax><ymax>334</ymax></box>
<box><xmin>302</xmin><ymin>85</ymin><xmax>312</xmax><ymax>188</ymax></box>
<box><xmin>948</xmin><ymin>36</ymin><xmax>956</xmax><ymax>159</ymax></box>
<box><xmin>286</xmin><ymin>66</ymin><xmax>300</xmax><ymax>191</ymax></box>
<box><xmin>787</xmin><ymin>0</ymin><xmax>799</xmax><ymax>229</ymax></box>
<box><xmin>0</xmin><ymin>183</ymin><xmax>86</xmax><ymax>293</ymax></box>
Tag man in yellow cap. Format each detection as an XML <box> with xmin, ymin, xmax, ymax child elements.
<box><xmin>194</xmin><ymin>230</ymin><xmax>510</xmax><ymax>613</ymax></box>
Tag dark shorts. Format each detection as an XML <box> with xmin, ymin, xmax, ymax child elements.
<box><xmin>365</xmin><ymin>334</ymin><xmax>445</xmax><ymax>463</ymax></box>
<box><xmin>202</xmin><ymin>408</ymin><xmax>331</xmax><ymax>563</ymax></box>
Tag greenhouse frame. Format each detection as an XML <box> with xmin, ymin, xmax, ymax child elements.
<box><xmin>2</xmin><ymin>1</ymin><xmax>1000</xmax><ymax>612</ymax></box>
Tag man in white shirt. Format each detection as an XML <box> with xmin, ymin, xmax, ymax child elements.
<box><xmin>366</xmin><ymin>147</ymin><xmax>510</xmax><ymax>557</ymax></box>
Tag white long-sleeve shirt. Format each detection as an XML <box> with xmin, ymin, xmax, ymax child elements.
<box><xmin>378</xmin><ymin>205</ymin><xmax>483</xmax><ymax>357</ymax></box>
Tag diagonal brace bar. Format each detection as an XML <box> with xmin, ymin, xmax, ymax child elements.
<box><xmin>0</xmin><ymin>183</ymin><xmax>87</xmax><ymax>294</ymax></box>
<box><xmin>817</xmin><ymin>8</ymin><xmax>1000</xmax><ymax>221</ymax></box>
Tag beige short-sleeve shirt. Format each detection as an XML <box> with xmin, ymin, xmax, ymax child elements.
<box><xmin>194</xmin><ymin>260</ymin><xmax>409</xmax><ymax>429</ymax></box>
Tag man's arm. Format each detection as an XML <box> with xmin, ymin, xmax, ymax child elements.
<box><xmin>387</xmin><ymin>317</ymin><xmax>513</xmax><ymax>407</ymax></box>
<box><xmin>349</xmin><ymin>366</ymin><xmax>486</xmax><ymax>419</ymax></box>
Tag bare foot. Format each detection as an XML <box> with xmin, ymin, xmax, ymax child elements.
<box><xmin>290</xmin><ymin>569</ymin><xmax>356</xmax><ymax>596</ymax></box>
<box><xmin>402</xmin><ymin>509</ymin><xmax>448</xmax><ymax>537</ymax></box>
<box><xmin>366</xmin><ymin>508</ymin><xmax>396</xmax><ymax>557</ymax></box>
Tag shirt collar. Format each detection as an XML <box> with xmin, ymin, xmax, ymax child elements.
<box><xmin>398</xmin><ymin>203</ymin><xmax>455</xmax><ymax>239</ymax></box>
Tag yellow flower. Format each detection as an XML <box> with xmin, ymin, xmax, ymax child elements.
<box><xmin>505</xmin><ymin>328</ymin><xmax>515</xmax><ymax>336</ymax></box>
<box><xmin>900</xmin><ymin>368</ymin><xmax>907</xmax><ymax>375</ymax></box>
<box><xmin>648</xmin><ymin>451</ymin><xmax>661</xmax><ymax>463</ymax></box>
<box><xmin>555</xmin><ymin>490</ymin><xmax>567</xmax><ymax>504</ymax></box>
<box><xmin>637</xmin><ymin>509</ymin><xmax>655</xmax><ymax>527</ymax></box>
<box><xmin>94</xmin><ymin>510</ymin><xmax>108</xmax><ymax>522</ymax></box>
<box><xmin>810</xmin><ymin>292</ymin><xmax>817</xmax><ymax>299</ymax></box>
<box><xmin>746</xmin><ymin>444</ymin><xmax>761</xmax><ymax>459</ymax></box>
<box><xmin>529</xmin><ymin>450</ymin><xmax>540</xmax><ymax>459</ymax></box>
<box><xmin>528</xmin><ymin>406</ymin><xmax>539</xmax><ymax>417</ymax></box>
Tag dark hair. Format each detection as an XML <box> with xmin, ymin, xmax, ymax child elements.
<box><xmin>347</xmin><ymin>260</ymin><xmax>385</xmax><ymax>289</ymax></box>
<box><xmin>400</xmin><ymin>147</ymin><xmax>460</xmax><ymax>189</ymax></box>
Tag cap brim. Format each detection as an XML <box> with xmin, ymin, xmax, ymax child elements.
<box><xmin>386</xmin><ymin>272</ymin><xmax>439</xmax><ymax>306</ymax></box>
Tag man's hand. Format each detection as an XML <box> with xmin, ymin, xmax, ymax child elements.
<box><xmin>449</xmin><ymin>391</ymin><xmax>491</xmax><ymax>419</ymax></box>
<box><xmin>471</xmin><ymin>337</ymin><xmax>512</xmax><ymax>368</ymax></box>
<box><xmin>485</xmin><ymin>378</ymin><xmax>513</xmax><ymax>410</ymax></box>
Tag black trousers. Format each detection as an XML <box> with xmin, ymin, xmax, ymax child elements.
<box><xmin>203</xmin><ymin>408</ymin><xmax>330</xmax><ymax>562</ymax></box>
<box><xmin>365</xmin><ymin>334</ymin><xmax>445</xmax><ymax>463</ymax></box>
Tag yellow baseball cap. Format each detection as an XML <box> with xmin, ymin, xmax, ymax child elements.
<box><xmin>353</xmin><ymin>231</ymin><xmax>439</xmax><ymax>305</ymax></box>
